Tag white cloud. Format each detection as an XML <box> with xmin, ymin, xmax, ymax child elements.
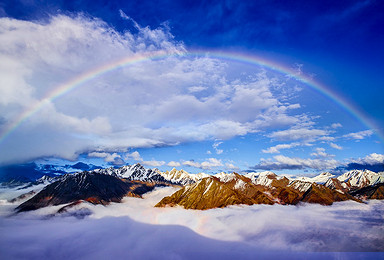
<box><xmin>182</xmin><ymin>158</ymin><xmax>223</xmax><ymax>170</ymax></box>
<box><xmin>188</xmin><ymin>86</ymin><xmax>207</xmax><ymax>93</ymax></box>
<box><xmin>212</xmin><ymin>141</ymin><xmax>223</xmax><ymax>154</ymax></box>
<box><xmin>331</xmin><ymin>123</ymin><xmax>342</xmax><ymax>129</ymax></box>
<box><xmin>352</xmin><ymin>153</ymin><xmax>384</xmax><ymax>165</ymax></box>
<box><xmin>88</xmin><ymin>152</ymin><xmax>121</xmax><ymax>163</ymax></box>
<box><xmin>262</xmin><ymin>142</ymin><xmax>300</xmax><ymax>154</ymax></box>
<box><xmin>310</xmin><ymin>148</ymin><xmax>333</xmax><ymax>158</ymax></box>
<box><xmin>141</xmin><ymin>160</ymin><xmax>165</xmax><ymax>167</ymax></box>
<box><xmin>182</xmin><ymin>160</ymin><xmax>202</xmax><ymax>169</ymax></box>
<box><xmin>329</xmin><ymin>142</ymin><xmax>343</xmax><ymax>150</ymax></box>
<box><xmin>255</xmin><ymin>155</ymin><xmax>339</xmax><ymax>170</ymax></box>
<box><xmin>1</xmin><ymin>187</ymin><xmax>382</xmax><ymax>259</ymax></box>
<box><xmin>125</xmin><ymin>151</ymin><xmax>143</xmax><ymax>161</ymax></box>
<box><xmin>225</xmin><ymin>163</ymin><xmax>239</xmax><ymax>171</ymax></box>
<box><xmin>167</xmin><ymin>161</ymin><xmax>181</xmax><ymax>167</ymax></box>
<box><xmin>124</xmin><ymin>151</ymin><xmax>164</xmax><ymax>167</ymax></box>
<box><xmin>343</xmin><ymin>130</ymin><xmax>373</xmax><ymax>140</ymax></box>
<box><xmin>268</xmin><ymin>128</ymin><xmax>329</xmax><ymax>141</ymax></box>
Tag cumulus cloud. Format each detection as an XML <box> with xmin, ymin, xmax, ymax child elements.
<box><xmin>0</xmin><ymin>14</ymin><xmax>312</xmax><ymax>165</ymax></box>
<box><xmin>1</xmin><ymin>187</ymin><xmax>383</xmax><ymax>259</ymax></box>
<box><xmin>253</xmin><ymin>155</ymin><xmax>339</xmax><ymax>170</ymax></box>
<box><xmin>343</xmin><ymin>130</ymin><xmax>373</xmax><ymax>140</ymax></box>
<box><xmin>336</xmin><ymin>153</ymin><xmax>384</xmax><ymax>172</ymax></box>
<box><xmin>125</xmin><ymin>151</ymin><xmax>143</xmax><ymax>161</ymax></box>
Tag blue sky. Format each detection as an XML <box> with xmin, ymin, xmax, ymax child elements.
<box><xmin>0</xmin><ymin>0</ymin><xmax>383</xmax><ymax>175</ymax></box>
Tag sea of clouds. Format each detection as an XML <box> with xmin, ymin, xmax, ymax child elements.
<box><xmin>0</xmin><ymin>186</ymin><xmax>383</xmax><ymax>259</ymax></box>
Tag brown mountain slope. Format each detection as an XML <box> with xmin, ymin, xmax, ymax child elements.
<box><xmin>155</xmin><ymin>176</ymin><xmax>274</xmax><ymax>210</ymax></box>
<box><xmin>156</xmin><ymin>173</ymin><xmax>361</xmax><ymax>210</ymax></box>
<box><xmin>301</xmin><ymin>183</ymin><xmax>359</xmax><ymax>205</ymax></box>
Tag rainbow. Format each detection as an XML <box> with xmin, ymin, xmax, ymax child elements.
<box><xmin>0</xmin><ymin>50</ymin><xmax>382</xmax><ymax>144</ymax></box>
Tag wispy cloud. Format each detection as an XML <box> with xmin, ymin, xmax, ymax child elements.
<box><xmin>253</xmin><ymin>155</ymin><xmax>339</xmax><ymax>171</ymax></box>
<box><xmin>182</xmin><ymin>158</ymin><xmax>223</xmax><ymax>170</ymax></box>
<box><xmin>268</xmin><ymin>127</ymin><xmax>330</xmax><ymax>142</ymax></box>
<box><xmin>212</xmin><ymin>141</ymin><xmax>224</xmax><ymax>154</ymax></box>
<box><xmin>329</xmin><ymin>142</ymin><xmax>343</xmax><ymax>150</ymax></box>
<box><xmin>343</xmin><ymin>130</ymin><xmax>373</xmax><ymax>140</ymax></box>
<box><xmin>88</xmin><ymin>152</ymin><xmax>124</xmax><ymax>165</ymax></box>
<box><xmin>262</xmin><ymin>142</ymin><xmax>301</xmax><ymax>154</ymax></box>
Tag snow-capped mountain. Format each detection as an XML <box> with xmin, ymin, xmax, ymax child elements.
<box><xmin>324</xmin><ymin>170</ymin><xmax>384</xmax><ymax>192</ymax></box>
<box><xmin>94</xmin><ymin>163</ymin><xmax>167</xmax><ymax>183</ymax></box>
<box><xmin>36</xmin><ymin>175</ymin><xmax>62</xmax><ymax>185</ymax></box>
<box><xmin>245</xmin><ymin>171</ymin><xmax>282</xmax><ymax>187</ymax></box>
<box><xmin>293</xmin><ymin>172</ymin><xmax>335</xmax><ymax>184</ymax></box>
<box><xmin>160</xmin><ymin>168</ymin><xmax>209</xmax><ymax>185</ymax></box>
<box><xmin>337</xmin><ymin>170</ymin><xmax>384</xmax><ymax>189</ymax></box>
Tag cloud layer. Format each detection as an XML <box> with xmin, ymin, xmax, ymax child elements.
<box><xmin>0</xmin><ymin>187</ymin><xmax>383</xmax><ymax>259</ymax></box>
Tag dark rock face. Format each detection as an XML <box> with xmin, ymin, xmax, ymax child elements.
<box><xmin>350</xmin><ymin>183</ymin><xmax>384</xmax><ymax>200</ymax></box>
<box><xmin>16</xmin><ymin>172</ymin><xmax>156</xmax><ymax>212</ymax></box>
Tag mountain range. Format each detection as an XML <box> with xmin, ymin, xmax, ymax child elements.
<box><xmin>3</xmin><ymin>163</ymin><xmax>384</xmax><ymax>212</ymax></box>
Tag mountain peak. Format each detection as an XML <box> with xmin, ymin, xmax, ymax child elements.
<box><xmin>16</xmin><ymin>172</ymin><xmax>157</xmax><ymax>212</ymax></box>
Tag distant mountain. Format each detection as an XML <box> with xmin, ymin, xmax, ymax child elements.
<box><xmin>0</xmin><ymin>163</ymin><xmax>47</xmax><ymax>186</ymax></box>
<box><xmin>94</xmin><ymin>163</ymin><xmax>168</xmax><ymax>183</ymax></box>
<box><xmin>0</xmin><ymin>162</ymin><xmax>99</xmax><ymax>186</ymax></box>
<box><xmin>16</xmin><ymin>171</ymin><xmax>159</xmax><ymax>212</ymax></box>
<box><xmin>325</xmin><ymin>170</ymin><xmax>384</xmax><ymax>192</ymax></box>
